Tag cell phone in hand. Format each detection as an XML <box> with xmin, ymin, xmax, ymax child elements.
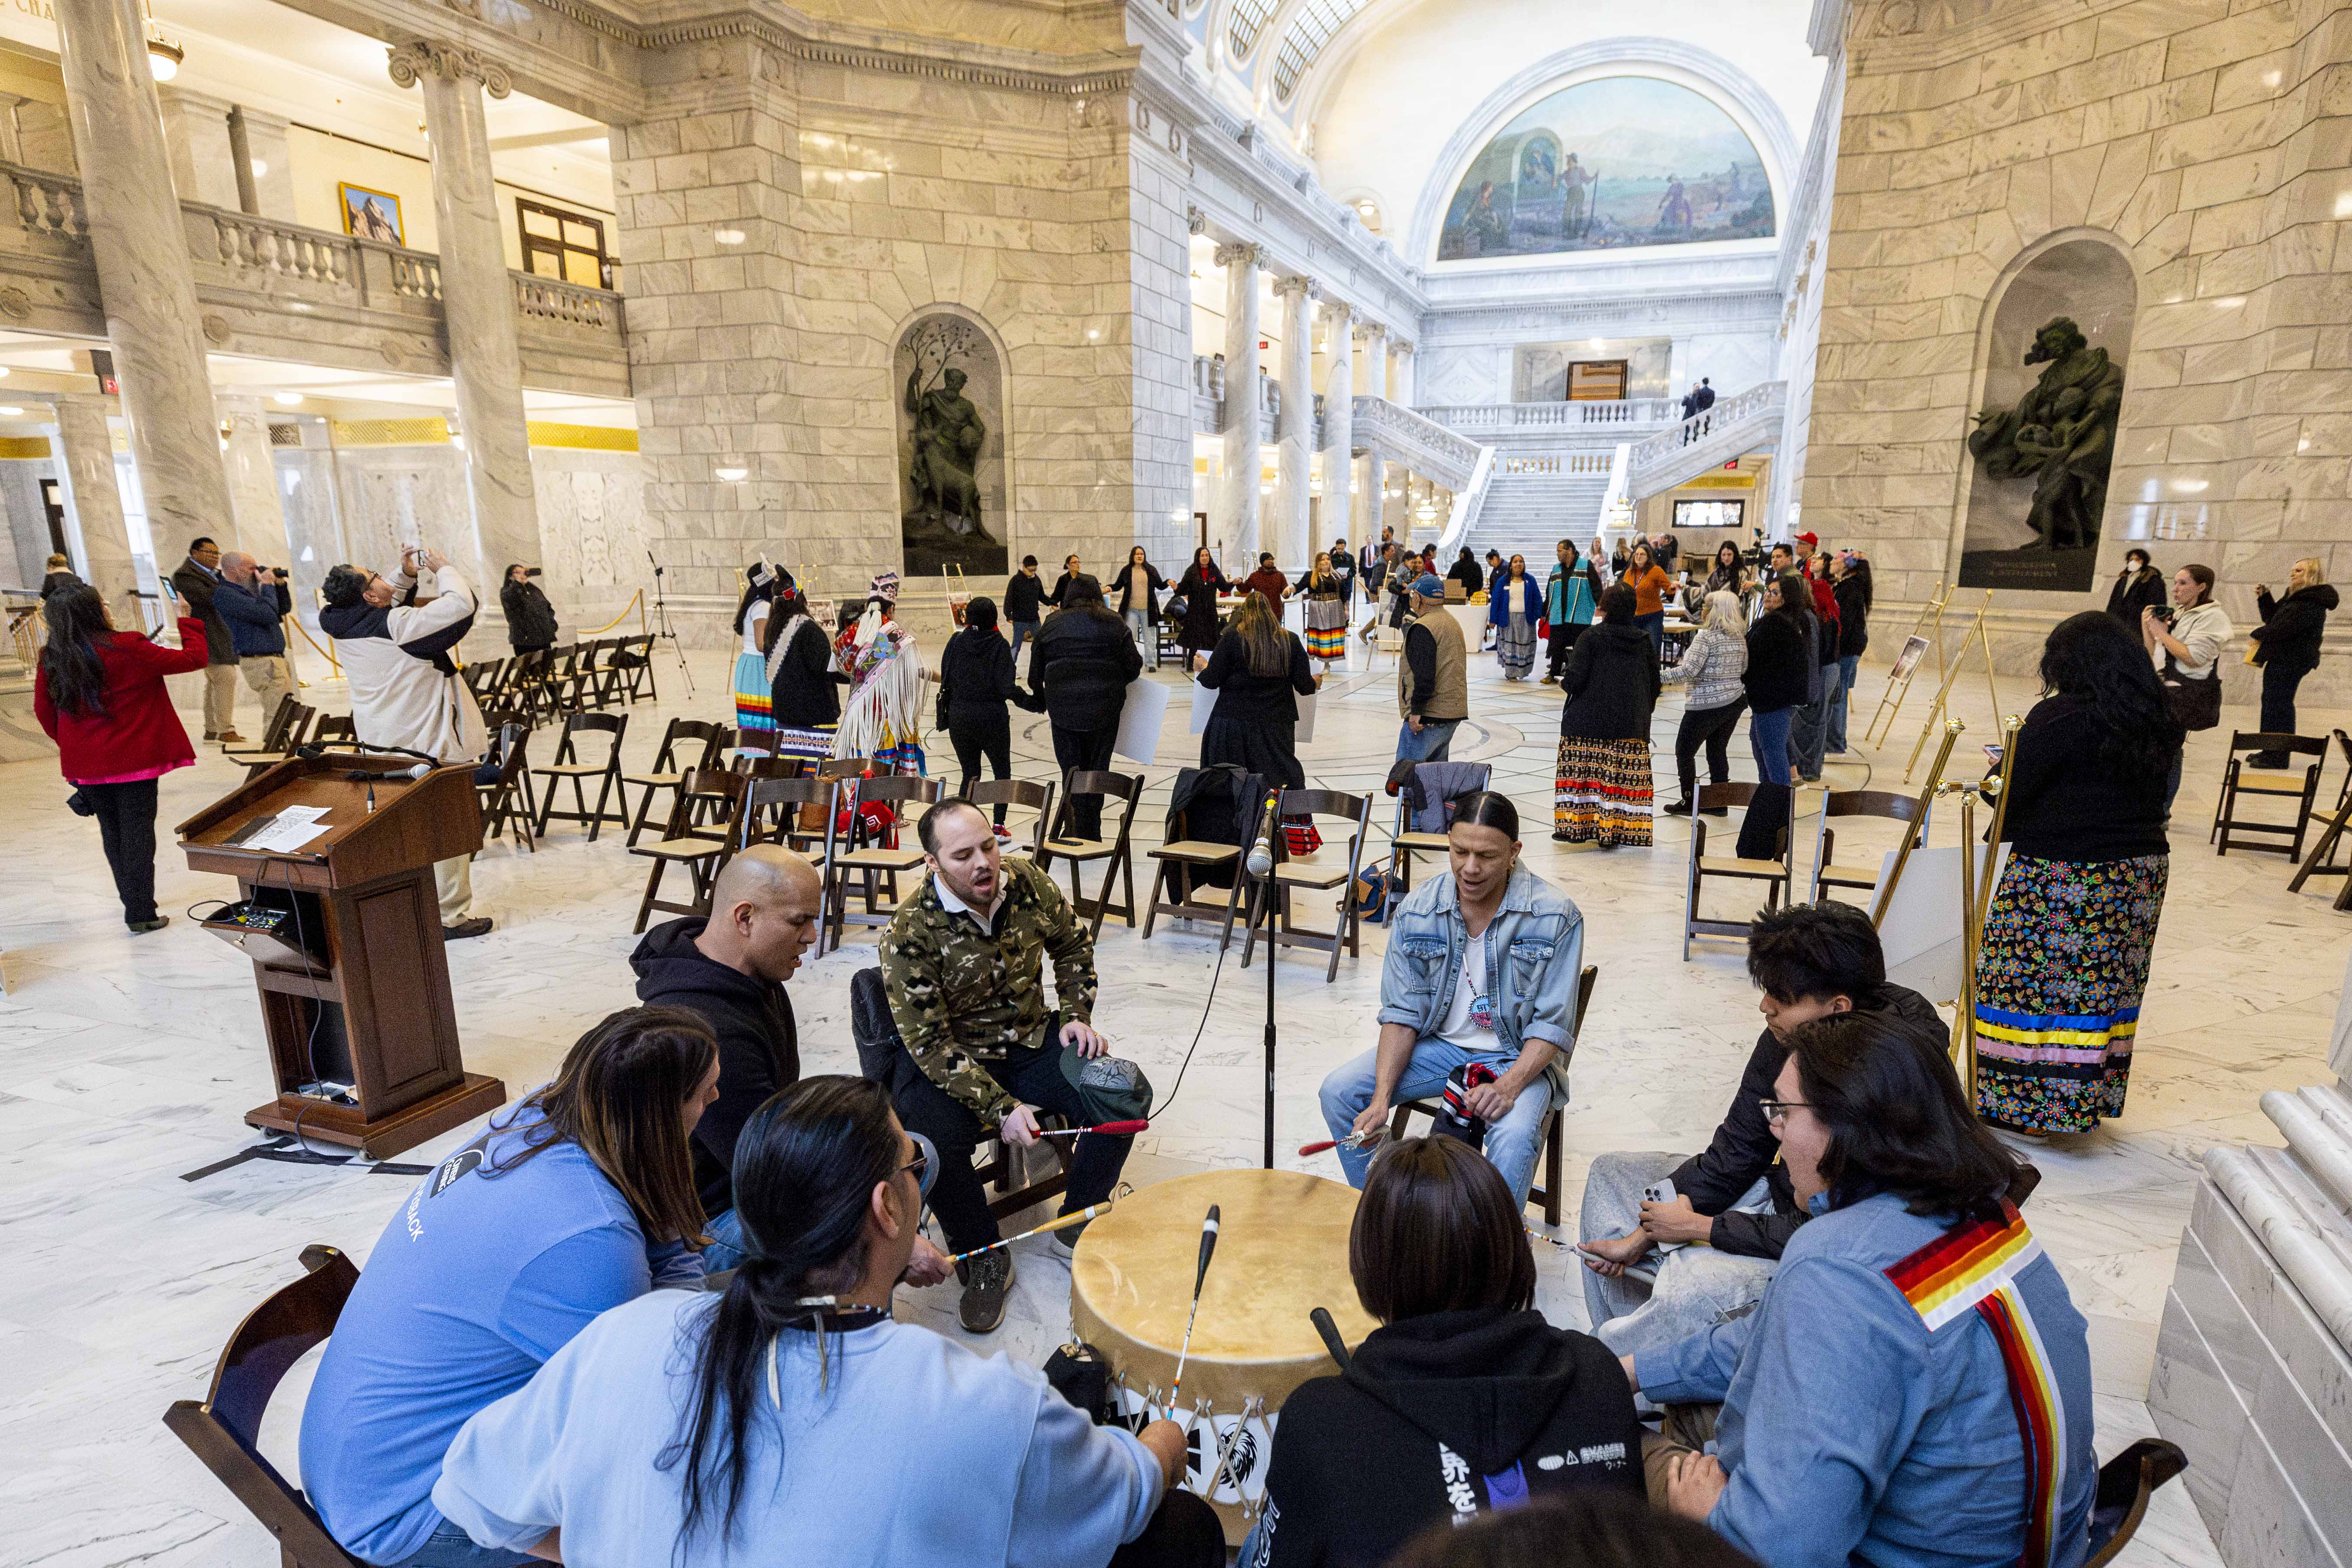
<box><xmin>1642</xmin><ymin>1178</ymin><xmax>1677</xmax><ymax>1206</ymax></box>
<box><xmin>1983</xmin><ymin>745</ymin><xmax>2005</xmax><ymax>766</ymax></box>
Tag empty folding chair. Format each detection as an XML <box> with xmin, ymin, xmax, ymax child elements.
<box><xmin>532</xmin><ymin>710</ymin><xmax>631</xmax><ymax>842</ymax></box>
<box><xmin>624</xmin><ymin>717</ymin><xmax>730</xmax><ymax>847</ymax></box>
<box><xmin>1034</xmin><ymin>770</ymin><xmax>1144</xmax><ymax>936</ymax></box>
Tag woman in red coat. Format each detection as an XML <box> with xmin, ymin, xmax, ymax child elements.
<box><xmin>34</xmin><ymin>583</ymin><xmax>207</xmax><ymax>932</ymax></box>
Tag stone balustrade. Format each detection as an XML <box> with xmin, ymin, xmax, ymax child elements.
<box><xmin>1424</xmin><ymin>398</ymin><xmax>1684</xmax><ymax>431</ymax></box>
<box><xmin>1626</xmin><ymin>380</ymin><xmax>1787</xmax><ymax>485</ymax></box>
<box><xmin>1352</xmin><ymin>393</ymin><xmax>1482</xmax><ymax>491</ymax></box>
<box><xmin>0</xmin><ymin>160</ymin><xmax>624</xmax><ymax>398</ymax></box>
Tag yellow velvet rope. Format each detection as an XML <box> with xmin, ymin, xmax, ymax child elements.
<box><xmin>580</xmin><ymin>588</ymin><xmax>647</xmax><ymax>637</ymax></box>
<box><xmin>291</xmin><ymin>617</ymin><xmax>342</xmax><ymax>675</ymax></box>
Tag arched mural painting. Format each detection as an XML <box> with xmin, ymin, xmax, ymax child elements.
<box><xmin>1436</xmin><ymin>76</ymin><xmax>1774</xmax><ymax>262</ymax></box>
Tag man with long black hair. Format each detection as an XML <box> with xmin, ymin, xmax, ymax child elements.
<box><xmin>1577</xmin><ymin>902</ymin><xmax>1940</xmax><ymax>1355</ymax></box>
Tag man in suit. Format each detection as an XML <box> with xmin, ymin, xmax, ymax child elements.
<box><xmin>170</xmin><ymin>536</ymin><xmax>244</xmax><ymax>744</ymax></box>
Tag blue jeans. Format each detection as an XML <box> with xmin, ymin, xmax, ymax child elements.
<box><xmin>1635</xmin><ymin>610</ymin><xmax>1665</xmax><ymax>659</ymax></box>
<box><xmin>702</xmin><ymin>1207</ymin><xmax>749</xmax><ymax>1273</ymax></box>
<box><xmin>1750</xmin><ymin>706</ymin><xmax>1793</xmax><ymax>786</ymax></box>
<box><xmin>1790</xmin><ymin>660</ymin><xmax>1843</xmax><ymax>780</ymax></box>
<box><xmin>388</xmin><ymin>1519</ymin><xmax>536</xmax><ymax>1568</ymax></box>
<box><xmin>1008</xmin><ymin>620</ymin><xmax>1036</xmax><ymax>667</ymax></box>
<box><xmin>1318</xmin><ymin>1040</ymin><xmax>1555</xmax><ymax>1210</ymax></box>
<box><xmin>1123</xmin><ymin>607</ymin><xmax>1158</xmax><ymax>668</ymax></box>
<box><xmin>1830</xmin><ymin>654</ymin><xmax>1860</xmax><ymax>753</ymax></box>
<box><xmin>1395</xmin><ymin>717</ymin><xmax>1463</xmax><ymax>764</ymax></box>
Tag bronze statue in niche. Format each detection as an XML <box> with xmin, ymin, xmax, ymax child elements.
<box><xmin>899</xmin><ymin>316</ymin><xmax>1005</xmax><ymax>575</ymax></box>
<box><xmin>1967</xmin><ymin>316</ymin><xmax>2124</xmax><ymax>556</ymax></box>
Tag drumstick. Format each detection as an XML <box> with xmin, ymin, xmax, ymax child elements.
<box><xmin>1297</xmin><ymin>1128</ymin><xmax>1380</xmax><ymax>1157</ymax></box>
<box><xmin>1310</xmin><ymin>1306</ymin><xmax>1351</xmax><ymax>1371</ymax></box>
<box><xmin>1167</xmin><ymin>1203</ymin><xmax>1221</xmax><ymax>1406</ymax></box>
<box><xmin>1525</xmin><ymin>1226</ymin><xmax>1573</xmax><ymax>1249</ymax></box>
<box><xmin>1035</xmin><ymin>1120</ymin><xmax>1150</xmax><ymax>1139</ymax></box>
<box><xmin>941</xmin><ymin>1203</ymin><xmax>1112</xmax><ymax>1266</ymax></box>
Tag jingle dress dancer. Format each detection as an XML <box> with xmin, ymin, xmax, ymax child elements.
<box><xmin>730</xmin><ymin>563</ymin><xmax>781</xmax><ymax>735</ymax></box>
<box><xmin>1972</xmin><ymin>613</ymin><xmax>2178</xmax><ymax>1134</ymax></box>
<box><xmin>833</xmin><ymin>574</ymin><xmax>928</xmax><ymax>774</ymax></box>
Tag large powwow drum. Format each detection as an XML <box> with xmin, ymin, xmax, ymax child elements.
<box><xmin>1069</xmin><ymin>1169</ymin><xmax>1377</xmax><ymax>1543</ymax></box>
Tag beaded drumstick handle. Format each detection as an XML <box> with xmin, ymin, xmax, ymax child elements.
<box><xmin>941</xmin><ymin>1202</ymin><xmax>1112</xmax><ymax>1266</ymax></box>
<box><xmin>1167</xmin><ymin>1204</ymin><xmax>1221</xmax><ymax>1404</ymax></box>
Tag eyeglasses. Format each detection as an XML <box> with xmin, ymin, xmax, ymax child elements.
<box><xmin>1758</xmin><ymin>1099</ymin><xmax>1814</xmax><ymax>1124</ymax></box>
<box><xmin>897</xmin><ymin>1150</ymin><xmax>929</xmax><ymax>1186</ymax></box>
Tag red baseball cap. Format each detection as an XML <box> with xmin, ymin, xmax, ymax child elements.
<box><xmin>1794</xmin><ymin>531</ymin><xmax>1819</xmax><ymax>546</ymax></box>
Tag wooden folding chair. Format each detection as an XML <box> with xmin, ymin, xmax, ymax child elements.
<box><xmin>966</xmin><ymin>777</ymin><xmax>1057</xmax><ymax>857</ymax></box>
<box><xmin>2289</xmin><ymin>730</ymin><xmax>2352</xmax><ymax>897</ymax></box>
<box><xmin>788</xmin><ymin>756</ymin><xmax>867</xmax><ymax>859</ymax></box>
<box><xmin>624</xmin><ymin>717</ymin><xmax>731</xmax><ymax>847</ymax></box>
<box><xmin>309</xmin><ymin>713</ymin><xmax>355</xmax><ymax>747</ymax></box>
<box><xmin>736</xmin><ymin>775</ymin><xmax>827</xmax><ymax>855</ymax></box>
<box><xmin>222</xmin><ymin>694</ymin><xmax>303</xmax><ymax>762</ymax></box>
<box><xmin>475</xmin><ymin>723</ymin><xmax>538</xmax><ymax>853</ymax></box>
<box><xmin>1683</xmin><ymin>782</ymin><xmax>1792</xmax><ymax>959</ymax></box>
<box><xmin>161</xmin><ymin>1244</ymin><xmax>365</xmax><ymax>1568</ymax></box>
<box><xmin>463</xmin><ymin>657</ymin><xmax>504</xmax><ymax>703</ymax></box>
<box><xmin>1390</xmin><ymin>965</ymin><xmax>1599</xmax><ymax>1227</ymax></box>
<box><xmin>1243</xmin><ymin>788</ymin><xmax>1373</xmax><ymax>983</ymax></box>
<box><xmin>630</xmin><ymin>768</ymin><xmax>748</xmax><ymax>932</ymax></box>
<box><xmin>1034</xmin><ymin>769</ymin><xmax>1143</xmax><ymax>936</ymax></box>
<box><xmin>614</xmin><ymin>633</ymin><xmax>658</xmax><ymax>703</ymax></box>
<box><xmin>2085</xmin><ymin>1439</ymin><xmax>2189</xmax><ymax>1568</ymax></box>
<box><xmin>1387</xmin><ymin>762</ymin><xmax>1492</xmax><ymax>893</ymax></box>
<box><xmin>1143</xmin><ymin>803</ymin><xmax>1258</xmax><ymax>951</ymax></box>
<box><xmin>532</xmin><ymin>710</ymin><xmax>631</xmax><ymax>842</ymax></box>
<box><xmin>233</xmin><ymin>700</ymin><xmax>317</xmax><ymax>779</ymax></box>
<box><xmin>821</xmin><ymin>773</ymin><xmax>941</xmax><ymax>950</ymax></box>
<box><xmin>503</xmin><ymin>648</ymin><xmax>551</xmax><ymax>725</ymax></box>
<box><xmin>539</xmin><ymin>643</ymin><xmax>584</xmax><ymax>713</ymax></box>
<box><xmin>2211</xmin><ymin>730</ymin><xmax>2326</xmax><ymax>858</ymax></box>
<box><xmin>1810</xmin><ymin>789</ymin><xmax>1929</xmax><ymax>905</ymax></box>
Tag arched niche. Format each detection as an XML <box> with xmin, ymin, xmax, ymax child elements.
<box><xmin>1954</xmin><ymin>233</ymin><xmax>2136</xmax><ymax>595</ymax></box>
<box><xmin>892</xmin><ymin>306</ymin><xmax>1010</xmax><ymax>578</ymax></box>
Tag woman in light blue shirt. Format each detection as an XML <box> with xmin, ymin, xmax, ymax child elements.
<box><xmin>433</xmin><ymin>1076</ymin><xmax>1223</xmax><ymax>1568</ymax></box>
<box><xmin>299</xmin><ymin>1007</ymin><xmax>720</xmax><ymax>1567</ymax></box>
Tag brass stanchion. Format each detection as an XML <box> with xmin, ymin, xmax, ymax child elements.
<box><xmin>1947</xmin><ymin>714</ymin><xmax>2024</xmax><ymax>1103</ymax></box>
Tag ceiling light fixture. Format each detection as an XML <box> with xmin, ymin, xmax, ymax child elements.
<box><xmin>251</xmin><ymin>159</ymin><xmax>268</xmax><ymax>178</ymax></box>
<box><xmin>274</xmin><ymin>391</ymin><xmax>305</xmax><ymax>405</ymax></box>
<box><xmin>145</xmin><ymin>26</ymin><xmax>184</xmax><ymax>80</ymax></box>
<box><xmin>0</xmin><ymin>405</ymin><xmax>24</xmax><ymax>416</ymax></box>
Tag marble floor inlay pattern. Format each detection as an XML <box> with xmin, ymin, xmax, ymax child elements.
<box><xmin>3</xmin><ymin>626</ymin><xmax>2332</xmax><ymax>1567</ymax></box>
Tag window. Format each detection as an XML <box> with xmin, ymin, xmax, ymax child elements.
<box><xmin>1227</xmin><ymin>0</ymin><xmax>1278</xmax><ymax>61</ymax></box>
<box><xmin>517</xmin><ymin>199</ymin><xmax>612</xmax><ymax>290</ymax></box>
<box><xmin>1271</xmin><ymin>0</ymin><xmax>1373</xmax><ymax>102</ymax></box>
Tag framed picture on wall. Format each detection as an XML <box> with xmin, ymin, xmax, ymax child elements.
<box><xmin>338</xmin><ymin>184</ymin><xmax>405</xmax><ymax>246</ymax></box>
<box><xmin>1672</xmin><ymin>497</ymin><xmax>1745</xmax><ymax>532</ymax></box>
<box><xmin>1567</xmin><ymin>359</ymin><xmax>1628</xmax><ymax>401</ymax></box>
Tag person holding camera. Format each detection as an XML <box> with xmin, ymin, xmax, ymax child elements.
<box><xmin>215</xmin><ymin>552</ymin><xmax>296</xmax><ymax>732</ymax></box>
<box><xmin>2144</xmin><ymin>562</ymin><xmax>2230</xmax><ymax>815</ymax></box>
<box><xmin>500</xmin><ymin>563</ymin><xmax>559</xmax><ymax>654</ymax></box>
<box><xmin>320</xmin><ymin>547</ymin><xmax>493</xmax><ymax>939</ymax></box>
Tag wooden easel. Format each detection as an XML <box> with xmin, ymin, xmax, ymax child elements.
<box><xmin>2289</xmin><ymin>794</ymin><xmax>2352</xmax><ymax>909</ymax></box>
<box><xmin>1903</xmin><ymin>590</ymin><xmax>2002</xmax><ymax>782</ymax></box>
<box><xmin>1863</xmin><ymin>583</ymin><xmax>1951</xmax><ymax>746</ymax></box>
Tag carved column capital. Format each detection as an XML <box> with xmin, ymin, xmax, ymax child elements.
<box><xmin>1271</xmin><ymin>273</ymin><xmax>1317</xmax><ymax>300</ymax></box>
<box><xmin>1353</xmin><ymin>319</ymin><xmax>1387</xmax><ymax>343</ymax></box>
<box><xmin>388</xmin><ymin>39</ymin><xmax>512</xmax><ymax>100</ymax></box>
<box><xmin>1322</xmin><ymin>298</ymin><xmax>1353</xmax><ymax>330</ymax></box>
<box><xmin>1213</xmin><ymin>240</ymin><xmax>1264</xmax><ymax>270</ymax></box>
<box><xmin>1186</xmin><ymin>204</ymin><xmax>1208</xmax><ymax>236</ymax></box>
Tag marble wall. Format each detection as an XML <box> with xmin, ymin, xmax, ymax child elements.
<box><xmin>1802</xmin><ymin>0</ymin><xmax>2352</xmax><ymax>695</ymax></box>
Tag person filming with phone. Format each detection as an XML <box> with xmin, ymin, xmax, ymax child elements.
<box><xmin>319</xmin><ymin>546</ymin><xmax>493</xmax><ymax>939</ymax></box>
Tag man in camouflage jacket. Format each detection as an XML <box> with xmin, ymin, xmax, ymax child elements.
<box><xmin>879</xmin><ymin>799</ymin><xmax>1139</xmax><ymax>1331</ymax></box>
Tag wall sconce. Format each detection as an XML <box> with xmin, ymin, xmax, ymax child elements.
<box><xmin>715</xmin><ymin>466</ymin><xmax>749</xmax><ymax>482</ymax></box>
<box><xmin>146</xmin><ymin>25</ymin><xmax>184</xmax><ymax>80</ymax></box>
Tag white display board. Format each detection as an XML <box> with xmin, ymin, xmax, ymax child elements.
<box><xmin>1113</xmin><ymin>677</ymin><xmax>1172</xmax><ymax>765</ymax></box>
<box><xmin>1870</xmin><ymin>843</ymin><xmax>2011</xmax><ymax>1008</ymax></box>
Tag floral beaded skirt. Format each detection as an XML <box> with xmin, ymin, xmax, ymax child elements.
<box><xmin>1553</xmin><ymin>736</ymin><xmax>1653</xmax><ymax>848</ymax></box>
<box><xmin>1972</xmin><ymin>851</ymin><xmax>2168</xmax><ymax>1134</ymax></box>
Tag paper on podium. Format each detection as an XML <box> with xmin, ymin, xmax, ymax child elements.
<box><xmin>1114</xmin><ymin>677</ymin><xmax>1171</xmax><ymax>765</ymax></box>
<box><xmin>1872</xmin><ymin>842</ymin><xmax>2012</xmax><ymax>1008</ymax></box>
<box><xmin>1189</xmin><ymin>683</ymin><xmax>1317</xmax><ymax>742</ymax></box>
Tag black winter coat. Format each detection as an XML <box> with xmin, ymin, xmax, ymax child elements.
<box><xmin>1176</xmin><ymin>565</ymin><xmax>1228</xmax><ymax>649</ymax></box>
<box><xmin>767</xmin><ymin>617</ymin><xmax>845</xmax><ymax>729</ymax></box>
<box><xmin>499</xmin><ymin>578</ymin><xmax>559</xmax><ymax>648</ymax></box>
<box><xmin>2104</xmin><ymin>567</ymin><xmax>2165</xmax><ymax>631</ymax></box>
<box><xmin>1113</xmin><ymin>561</ymin><xmax>1168</xmax><ymax>624</ymax></box>
<box><xmin>629</xmin><ymin>917</ymin><xmax>800</xmax><ymax>1217</ymax></box>
<box><xmin>1669</xmin><ymin>983</ymin><xmax>1941</xmax><ymax>1258</ymax></box>
<box><xmin>1002</xmin><ymin>571</ymin><xmax>1047</xmax><ymax>624</ymax></box>
<box><xmin>1834</xmin><ymin>575</ymin><xmax>1871</xmax><ymax>658</ymax></box>
<box><xmin>1252</xmin><ymin>1306</ymin><xmax>1641</xmax><ymax>1568</ymax></box>
<box><xmin>2253</xmin><ymin>582</ymin><xmax>2339</xmax><ymax>674</ymax></box>
<box><xmin>935</xmin><ymin>623</ymin><xmax>1017</xmax><ymax>730</ymax></box>
<box><xmin>1557</xmin><ymin>622</ymin><xmax>1659</xmax><ymax>740</ymax></box>
<box><xmin>1027</xmin><ymin>606</ymin><xmax>1142</xmax><ymax>732</ymax></box>
<box><xmin>1742</xmin><ymin>611</ymin><xmax>1810</xmax><ymax>712</ymax></box>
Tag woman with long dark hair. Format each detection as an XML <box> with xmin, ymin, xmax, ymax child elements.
<box><xmin>1972</xmin><ymin>611</ymin><xmax>2180</xmax><ymax>1134</ymax></box>
<box><xmin>1174</xmin><ymin>546</ymin><xmax>1228</xmax><ymax>661</ymax></box>
<box><xmin>1242</xmin><ymin>1137</ymin><xmax>1641</xmax><ymax>1567</ymax></box>
<box><xmin>1114</xmin><ymin>544</ymin><xmax>1167</xmax><ymax>671</ymax></box>
<box><xmin>935</xmin><ymin>595</ymin><xmax>1018</xmax><ymax>825</ymax></box>
<box><xmin>34</xmin><ymin>582</ymin><xmax>207</xmax><ymax>932</ymax></box>
<box><xmin>1028</xmin><ymin>575</ymin><xmax>1143</xmax><ymax>838</ymax></box>
<box><xmin>1703</xmin><ymin>539</ymin><xmax>1749</xmax><ymax>601</ymax></box>
<box><xmin>730</xmin><ymin>562</ymin><xmax>782</xmax><ymax>735</ymax></box>
<box><xmin>1791</xmin><ymin>554</ymin><xmax>1847</xmax><ymax>781</ymax></box>
<box><xmin>430</xmin><ymin>1076</ymin><xmax>1217</xmax><ymax>1567</ymax></box>
<box><xmin>1554</xmin><ymin>583</ymin><xmax>1660</xmax><ymax>848</ymax></box>
<box><xmin>760</xmin><ymin>587</ymin><xmax>849</xmax><ymax>762</ymax></box>
<box><xmin>1827</xmin><ymin>552</ymin><xmax>1872</xmax><ymax>756</ymax></box>
<box><xmin>2145</xmin><ymin>562</ymin><xmax>2230</xmax><ymax>813</ymax></box>
<box><xmin>1489</xmin><ymin>553</ymin><xmax>1545</xmax><ymax>680</ymax></box>
<box><xmin>1196</xmin><ymin>588</ymin><xmax>1319</xmax><ymax>788</ymax></box>
<box><xmin>1622</xmin><ymin>541</ymin><xmax>1672</xmax><ymax>659</ymax></box>
<box><xmin>1294</xmin><ymin>551</ymin><xmax>1350</xmax><ymax>661</ymax></box>
<box><xmin>300</xmin><ymin>1006</ymin><xmax>721</xmax><ymax>1568</ymax></box>
<box><xmin>1741</xmin><ymin>575</ymin><xmax>1813</xmax><ymax>789</ymax></box>
<box><xmin>1629</xmin><ymin>1011</ymin><xmax>2090</xmax><ymax>1565</ymax></box>
<box><xmin>499</xmin><ymin>563</ymin><xmax>558</xmax><ymax>654</ymax></box>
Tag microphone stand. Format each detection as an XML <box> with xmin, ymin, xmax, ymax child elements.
<box><xmin>646</xmin><ymin>549</ymin><xmax>698</xmax><ymax>699</ymax></box>
<box><xmin>1246</xmin><ymin>787</ymin><xmax>1283</xmax><ymax>1170</ymax></box>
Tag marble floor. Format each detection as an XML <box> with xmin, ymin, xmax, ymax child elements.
<box><xmin>5</xmin><ymin>620</ymin><xmax>2340</xmax><ymax>1566</ymax></box>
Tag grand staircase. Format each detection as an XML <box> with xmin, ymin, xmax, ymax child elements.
<box><xmin>1461</xmin><ymin>453</ymin><xmax>1614</xmax><ymax>565</ymax></box>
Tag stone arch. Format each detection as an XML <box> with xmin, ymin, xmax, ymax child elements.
<box><xmin>1948</xmin><ymin>228</ymin><xmax>2138</xmax><ymax>596</ymax></box>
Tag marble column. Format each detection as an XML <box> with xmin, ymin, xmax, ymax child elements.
<box><xmin>1272</xmin><ymin>274</ymin><xmax>1316</xmax><ymax>569</ymax></box>
<box><xmin>1391</xmin><ymin>340</ymin><xmax>1416</xmax><ymax>408</ymax></box>
<box><xmin>48</xmin><ymin>394</ymin><xmax>137</xmax><ymax>614</ymax></box>
<box><xmin>1359</xmin><ymin>321</ymin><xmax>1390</xmax><ymax>403</ymax></box>
<box><xmin>1359</xmin><ymin>446</ymin><xmax>1387</xmax><ymax>547</ymax></box>
<box><xmin>1216</xmin><ymin>241</ymin><xmax>1264</xmax><ymax>567</ymax></box>
<box><xmin>226</xmin><ymin>105</ymin><xmax>297</xmax><ymax>220</ymax></box>
<box><xmin>389</xmin><ymin>39</ymin><xmax>540</xmax><ymax>621</ymax></box>
<box><xmin>219</xmin><ymin>395</ymin><xmax>289</xmax><ymax>565</ymax></box>
<box><xmin>52</xmin><ymin>0</ymin><xmax>237</xmax><ymax>571</ymax></box>
<box><xmin>1321</xmin><ymin>298</ymin><xmax>1353</xmax><ymax>563</ymax></box>
<box><xmin>157</xmin><ymin>85</ymin><xmax>241</xmax><ymax>210</ymax></box>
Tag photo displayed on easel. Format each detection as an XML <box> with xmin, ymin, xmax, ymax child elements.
<box><xmin>1888</xmin><ymin>634</ymin><xmax>1931</xmax><ymax>680</ymax></box>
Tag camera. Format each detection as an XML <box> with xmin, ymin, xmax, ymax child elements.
<box><xmin>524</xmin><ymin>565</ymin><xmax>543</xmax><ymax>578</ymax></box>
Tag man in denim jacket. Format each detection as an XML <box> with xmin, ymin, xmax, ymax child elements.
<box><xmin>1317</xmin><ymin>791</ymin><xmax>1582</xmax><ymax>1207</ymax></box>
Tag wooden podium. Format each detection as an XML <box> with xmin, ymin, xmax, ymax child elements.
<box><xmin>179</xmin><ymin>752</ymin><xmax>506</xmax><ymax>1158</ymax></box>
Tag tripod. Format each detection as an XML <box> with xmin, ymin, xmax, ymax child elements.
<box><xmin>646</xmin><ymin>549</ymin><xmax>697</xmax><ymax>699</ymax></box>
<box><xmin>1243</xmin><ymin>789</ymin><xmax>1283</xmax><ymax>1170</ymax></box>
